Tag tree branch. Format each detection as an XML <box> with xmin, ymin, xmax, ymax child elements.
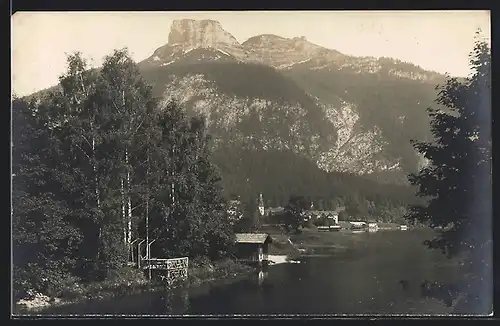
<box><xmin>74</xmin><ymin>143</ymin><xmax>92</xmax><ymax>162</ymax></box>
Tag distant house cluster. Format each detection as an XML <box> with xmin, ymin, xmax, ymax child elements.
<box><xmin>254</xmin><ymin>193</ymin><xmax>409</xmax><ymax>232</ymax></box>
<box><xmin>257</xmin><ymin>193</ymin><xmax>346</xmax><ymax>225</ymax></box>
<box><xmin>304</xmin><ymin>206</ymin><xmax>346</xmax><ymax>224</ymax></box>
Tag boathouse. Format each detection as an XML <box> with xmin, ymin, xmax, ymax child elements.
<box><xmin>349</xmin><ymin>221</ymin><xmax>367</xmax><ymax>230</ymax></box>
<box><xmin>235</xmin><ymin>233</ymin><xmax>272</xmax><ymax>264</ymax></box>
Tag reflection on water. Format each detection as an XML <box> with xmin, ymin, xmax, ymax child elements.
<box><xmin>163</xmin><ymin>287</ymin><xmax>190</xmax><ymax>314</ymax></box>
<box><xmin>257</xmin><ymin>270</ymin><xmax>268</xmax><ymax>286</ymax></box>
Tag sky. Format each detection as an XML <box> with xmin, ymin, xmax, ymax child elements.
<box><xmin>12</xmin><ymin>10</ymin><xmax>490</xmax><ymax>97</ymax></box>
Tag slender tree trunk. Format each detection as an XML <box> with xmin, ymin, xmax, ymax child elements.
<box><xmin>92</xmin><ymin>133</ymin><xmax>100</xmax><ymax>209</ymax></box>
<box><xmin>121</xmin><ymin>178</ymin><xmax>126</xmax><ymax>245</ymax></box>
<box><xmin>91</xmin><ymin>130</ymin><xmax>103</xmax><ymax>262</ymax></box>
<box><xmin>125</xmin><ymin>149</ymin><xmax>132</xmax><ymax>255</ymax></box>
<box><xmin>146</xmin><ymin>153</ymin><xmax>150</xmax><ymax>256</ymax></box>
<box><xmin>145</xmin><ymin>150</ymin><xmax>151</xmax><ymax>280</ymax></box>
<box><xmin>171</xmin><ymin>147</ymin><xmax>175</xmax><ymax>206</ymax></box>
<box><xmin>120</xmin><ymin>90</ymin><xmax>132</xmax><ymax>253</ymax></box>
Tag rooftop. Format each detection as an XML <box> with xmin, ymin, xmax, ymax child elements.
<box><xmin>265</xmin><ymin>207</ymin><xmax>285</xmax><ymax>213</ymax></box>
<box><xmin>235</xmin><ymin>233</ymin><xmax>272</xmax><ymax>244</ymax></box>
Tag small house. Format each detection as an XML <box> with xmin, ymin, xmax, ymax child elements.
<box><xmin>235</xmin><ymin>233</ymin><xmax>273</xmax><ymax>265</ymax></box>
<box><xmin>367</xmin><ymin>220</ymin><xmax>379</xmax><ymax>229</ymax></box>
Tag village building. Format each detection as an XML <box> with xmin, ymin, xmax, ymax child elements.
<box><xmin>264</xmin><ymin>206</ymin><xmax>285</xmax><ymax>217</ymax></box>
<box><xmin>305</xmin><ymin>206</ymin><xmax>345</xmax><ymax>224</ymax></box>
<box><xmin>234</xmin><ymin>233</ymin><xmax>272</xmax><ymax>265</ymax></box>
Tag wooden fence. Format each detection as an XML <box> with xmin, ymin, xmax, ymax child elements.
<box><xmin>142</xmin><ymin>257</ymin><xmax>189</xmax><ymax>285</ymax></box>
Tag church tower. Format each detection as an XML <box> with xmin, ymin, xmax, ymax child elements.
<box><xmin>258</xmin><ymin>193</ymin><xmax>265</xmax><ymax>216</ymax></box>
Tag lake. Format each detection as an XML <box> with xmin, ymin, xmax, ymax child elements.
<box><xmin>38</xmin><ymin>229</ymin><xmax>466</xmax><ymax>316</ymax></box>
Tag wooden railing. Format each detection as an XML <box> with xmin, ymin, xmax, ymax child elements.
<box><xmin>141</xmin><ymin>257</ymin><xmax>189</xmax><ymax>285</ymax></box>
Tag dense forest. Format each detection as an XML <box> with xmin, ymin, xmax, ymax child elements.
<box><xmin>213</xmin><ymin>146</ymin><xmax>419</xmax><ymax>223</ymax></box>
<box><xmin>12</xmin><ymin>50</ymin><xmax>234</xmax><ymax>299</ymax></box>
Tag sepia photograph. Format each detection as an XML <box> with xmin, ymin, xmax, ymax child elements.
<box><xmin>11</xmin><ymin>10</ymin><xmax>492</xmax><ymax>317</ymax></box>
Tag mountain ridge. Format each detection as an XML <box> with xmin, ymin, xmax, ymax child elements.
<box><xmin>142</xmin><ymin>18</ymin><xmax>445</xmax><ymax>84</ymax></box>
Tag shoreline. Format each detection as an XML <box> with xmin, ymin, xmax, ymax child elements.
<box><xmin>13</xmin><ymin>259</ymin><xmax>256</xmax><ymax>314</ymax></box>
<box><xmin>14</xmin><ymin>255</ymin><xmax>297</xmax><ymax>315</ymax></box>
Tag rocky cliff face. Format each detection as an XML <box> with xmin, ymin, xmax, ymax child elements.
<box><xmin>160</xmin><ymin>73</ymin><xmax>334</xmax><ymax>158</ymax></box>
<box><xmin>137</xmin><ymin>19</ymin><xmax>441</xmax><ymax>179</ymax></box>
<box><xmin>143</xmin><ymin>19</ymin><xmax>247</xmax><ymax>67</ymax></box>
<box><xmin>168</xmin><ymin>19</ymin><xmax>241</xmax><ymax>49</ymax></box>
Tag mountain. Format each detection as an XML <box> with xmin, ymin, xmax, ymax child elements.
<box><xmin>20</xmin><ymin>18</ymin><xmax>445</xmax><ymax>212</ymax></box>
<box><xmin>137</xmin><ymin>19</ymin><xmax>442</xmax><ymax>179</ymax></box>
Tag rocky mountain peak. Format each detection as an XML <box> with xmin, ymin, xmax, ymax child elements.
<box><xmin>167</xmin><ymin>19</ymin><xmax>242</xmax><ymax>50</ymax></box>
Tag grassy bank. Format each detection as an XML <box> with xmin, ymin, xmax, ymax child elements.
<box><xmin>14</xmin><ymin>258</ymin><xmax>254</xmax><ymax>314</ymax></box>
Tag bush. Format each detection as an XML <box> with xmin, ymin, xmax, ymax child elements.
<box><xmin>106</xmin><ymin>267</ymin><xmax>147</xmax><ymax>285</ymax></box>
<box><xmin>14</xmin><ymin>264</ymin><xmax>82</xmax><ymax>300</ymax></box>
<box><xmin>13</xmin><ymin>266</ymin><xmax>31</xmax><ymax>301</ymax></box>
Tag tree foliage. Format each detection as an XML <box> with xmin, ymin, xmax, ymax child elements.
<box><xmin>12</xmin><ymin>49</ymin><xmax>232</xmax><ymax>299</ymax></box>
<box><xmin>406</xmin><ymin>34</ymin><xmax>491</xmax><ymax>313</ymax></box>
<box><xmin>283</xmin><ymin>195</ymin><xmax>310</xmax><ymax>233</ymax></box>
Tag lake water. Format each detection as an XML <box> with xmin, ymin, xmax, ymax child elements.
<box><xmin>39</xmin><ymin>229</ymin><xmax>466</xmax><ymax>316</ymax></box>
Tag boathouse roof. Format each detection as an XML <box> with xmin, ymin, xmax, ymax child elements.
<box><xmin>235</xmin><ymin>233</ymin><xmax>272</xmax><ymax>244</ymax></box>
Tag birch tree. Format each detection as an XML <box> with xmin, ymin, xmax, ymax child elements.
<box><xmin>96</xmin><ymin>49</ymin><xmax>157</xmax><ymax>255</ymax></box>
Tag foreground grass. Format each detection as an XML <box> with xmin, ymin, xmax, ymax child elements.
<box><xmin>14</xmin><ymin>258</ymin><xmax>254</xmax><ymax>314</ymax></box>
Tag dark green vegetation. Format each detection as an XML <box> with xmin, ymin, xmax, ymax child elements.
<box><xmin>12</xmin><ymin>49</ymin><xmax>235</xmax><ymax>302</ymax></box>
<box><xmin>281</xmin><ymin>195</ymin><xmax>310</xmax><ymax>233</ymax></box>
<box><xmin>406</xmin><ymin>35</ymin><xmax>492</xmax><ymax>314</ymax></box>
